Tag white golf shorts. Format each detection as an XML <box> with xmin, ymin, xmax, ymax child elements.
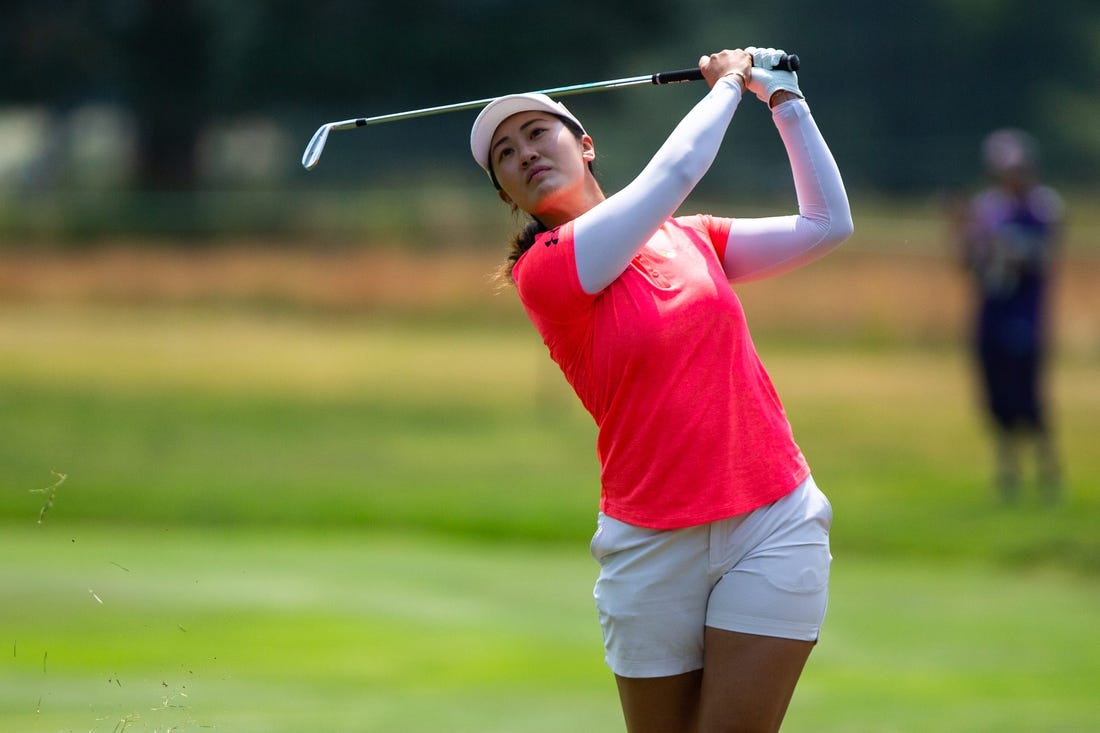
<box><xmin>590</xmin><ymin>475</ymin><xmax>833</xmax><ymax>678</ymax></box>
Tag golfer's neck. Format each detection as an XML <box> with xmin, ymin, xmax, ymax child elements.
<box><xmin>538</xmin><ymin>183</ymin><xmax>606</xmax><ymax>229</ymax></box>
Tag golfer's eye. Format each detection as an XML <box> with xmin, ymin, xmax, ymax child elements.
<box><xmin>496</xmin><ymin>146</ymin><xmax>514</xmax><ymax>164</ymax></box>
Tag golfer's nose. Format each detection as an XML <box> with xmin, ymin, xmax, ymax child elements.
<box><xmin>518</xmin><ymin>145</ymin><xmax>538</xmax><ymax>167</ymax></box>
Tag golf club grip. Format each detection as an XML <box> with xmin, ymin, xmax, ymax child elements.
<box><xmin>653</xmin><ymin>53</ymin><xmax>800</xmax><ymax>84</ymax></box>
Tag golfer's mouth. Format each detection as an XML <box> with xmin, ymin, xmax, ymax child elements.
<box><xmin>527</xmin><ymin>165</ymin><xmax>551</xmax><ymax>183</ymax></box>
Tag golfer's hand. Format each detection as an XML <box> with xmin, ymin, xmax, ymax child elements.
<box><xmin>744</xmin><ymin>46</ymin><xmax>803</xmax><ymax>107</ymax></box>
<box><xmin>699</xmin><ymin>49</ymin><xmax>752</xmax><ymax>93</ymax></box>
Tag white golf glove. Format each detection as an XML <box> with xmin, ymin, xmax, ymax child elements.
<box><xmin>744</xmin><ymin>46</ymin><xmax>803</xmax><ymax>104</ymax></box>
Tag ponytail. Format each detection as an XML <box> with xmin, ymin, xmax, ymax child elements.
<box><xmin>494</xmin><ymin>217</ymin><xmax>548</xmax><ymax>287</ymax></box>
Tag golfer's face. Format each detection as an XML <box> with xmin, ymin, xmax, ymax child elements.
<box><xmin>490</xmin><ymin>112</ymin><xmax>592</xmax><ymax>218</ymax></box>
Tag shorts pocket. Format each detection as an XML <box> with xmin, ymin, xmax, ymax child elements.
<box><xmin>589</xmin><ymin>520</ymin><xmax>607</xmax><ymax>562</ymax></box>
<box><xmin>764</xmin><ymin>540</ymin><xmax>832</xmax><ymax>594</ymax></box>
<box><xmin>590</xmin><ymin>513</ymin><xmax>629</xmax><ymax>563</ymax></box>
<box><xmin>589</xmin><ymin>513</ymin><xmax>663</xmax><ymax>564</ymax></box>
<box><xmin>759</xmin><ymin>481</ymin><xmax>833</xmax><ymax>595</ymax></box>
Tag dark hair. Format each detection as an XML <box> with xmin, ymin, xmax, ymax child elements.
<box><xmin>489</xmin><ymin>114</ymin><xmax>593</xmax><ymax>286</ymax></box>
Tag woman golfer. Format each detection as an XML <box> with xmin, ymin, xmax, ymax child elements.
<box><xmin>470</xmin><ymin>48</ymin><xmax>852</xmax><ymax>732</ymax></box>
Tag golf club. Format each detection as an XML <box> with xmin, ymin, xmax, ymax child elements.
<box><xmin>301</xmin><ymin>54</ymin><xmax>799</xmax><ymax>170</ymax></box>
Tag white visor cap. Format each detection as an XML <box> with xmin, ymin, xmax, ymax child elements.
<box><xmin>470</xmin><ymin>93</ymin><xmax>586</xmax><ymax>173</ymax></box>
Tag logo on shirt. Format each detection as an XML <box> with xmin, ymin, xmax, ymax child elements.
<box><xmin>545</xmin><ymin>227</ymin><xmax>561</xmax><ymax>247</ymax></box>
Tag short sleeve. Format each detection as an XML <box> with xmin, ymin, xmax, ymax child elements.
<box><xmin>675</xmin><ymin>214</ymin><xmax>733</xmax><ymax>262</ymax></box>
<box><xmin>513</xmin><ymin>221</ymin><xmax>598</xmax><ymax>323</ymax></box>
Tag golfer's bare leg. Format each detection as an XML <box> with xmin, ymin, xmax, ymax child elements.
<box><xmin>615</xmin><ymin>669</ymin><xmax>703</xmax><ymax>733</ymax></box>
<box><xmin>698</xmin><ymin>627</ymin><xmax>814</xmax><ymax>733</ymax></box>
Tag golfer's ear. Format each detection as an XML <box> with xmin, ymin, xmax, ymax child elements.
<box><xmin>497</xmin><ymin>189</ymin><xmax>516</xmax><ymax>210</ymax></box>
<box><xmin>581</xmin><ymin>135</ymin><xmax>595</xmax><ymax>162</ymax></box>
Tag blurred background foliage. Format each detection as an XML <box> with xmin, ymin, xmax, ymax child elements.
<box><xmin>0</xmin><ymin>0</ymin><xmax>1097</xmax><ymax>240</ymax></box>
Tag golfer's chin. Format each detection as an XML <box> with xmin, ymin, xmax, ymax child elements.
<box><xmin>525</xmin><ymin>184</ymin><xmax>578</xmax><ymax>226</ymax></box>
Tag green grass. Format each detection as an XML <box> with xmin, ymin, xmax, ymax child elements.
<box><xmin>3</xmin><ymin>304</ymin><xmax>1096</xmax><ymax>566</ymax></box>
<box><xmin>0</xmin><ymin>525</ymin><xmax>617</xmax><ymax>733</ymax></box>
<box><xmin>1</xmin><ymin>300</ymin><xmax>1098</xmax><ymax>731</ymax></box>
<box><xmin>1</xmin><ymin>526</ymin><xmax>1097</xmax><ymax>732</ymax></box>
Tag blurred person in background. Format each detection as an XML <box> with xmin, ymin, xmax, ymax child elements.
<box><xmin>954</xmin><ymin>128</ymin><xmax>1064</xmax><ymax>502</ymax></box>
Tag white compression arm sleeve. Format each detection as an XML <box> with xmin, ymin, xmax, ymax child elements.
<box><xmin>722</xmin><ymin>100</ymin><xmax>853</xmax><ymax>283</ymax></box>
<box><xmin>573</xmin><ymin>76</ymin><xmax>744</xmax><ymax>295</ymax></box>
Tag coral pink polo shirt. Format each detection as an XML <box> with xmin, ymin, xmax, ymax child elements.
<box><xmin>512</xmin><ymin>215</ymin><xmax>810</xmax><ymax>529</ymax></box>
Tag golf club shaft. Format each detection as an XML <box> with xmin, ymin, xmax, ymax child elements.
<box><xmin>302</xmin><ymin>54</ymin><xmax>799</xmax><ymax>169</ymax></box>
<box><xmin>321</xmin><ymin>71</ymin><xmax>698</xmax><ymax>131</ymax></box>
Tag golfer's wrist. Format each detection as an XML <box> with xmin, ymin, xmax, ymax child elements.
<box><xmin>769</xmin><ymin>89</ymin><xmax>800</xmax><ymax>108</ymax></box>
<box><xmin>722</xmin><ymin>71</ymin><xmax>747</xmax><ymax>93</ymax></box>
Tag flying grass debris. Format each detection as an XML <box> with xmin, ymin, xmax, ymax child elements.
<box><xmin>112</xmin><ymin>712</ymin><xmax>140</xmax><ymax>733</ymax></box>
<box><xmin>153</xmin><ymin>686</ymin><xmax>190</xmax><ymax>711</ymax></box>
<box><xmin>30</xmin><ymin>471</ymin><xmax>67</xmax><ymax>525</ymax></box>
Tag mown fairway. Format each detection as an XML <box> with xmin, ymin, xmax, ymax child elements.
<box><xmin>1</xmin><ymin>240</ymin><xmax>1098</xmax><ymax>731</ymax></box>
<box><xmin>3</xmin><ymin>525</ymin><xmax>1098</xmax><ymax>733</ymax></box>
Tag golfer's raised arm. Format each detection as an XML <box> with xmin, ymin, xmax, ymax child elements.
<box><xmin>572</xmin><ymin>57</ymin><xmax>749</xmax><ymax>295</ymax></box>
<box><xmin>720</xmin><ymin>99</ymin><xmax>853</xmax><ymax>283</ymax></box>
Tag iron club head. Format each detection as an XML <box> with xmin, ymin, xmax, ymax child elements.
<box><xmin>302</xmin><ymin>123</ymin><xmax>333</xmax><ymax>170</ymax></box>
